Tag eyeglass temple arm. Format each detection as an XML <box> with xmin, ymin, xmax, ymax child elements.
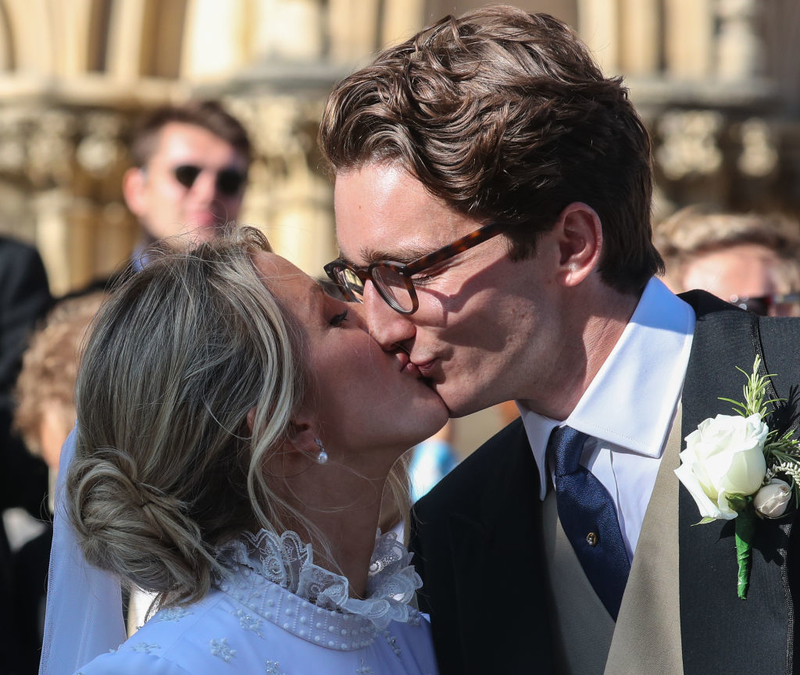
<box><xmin>402</xmin><ymin>222</ymin><xmax>508</xmax><ymax>275</ymax></box>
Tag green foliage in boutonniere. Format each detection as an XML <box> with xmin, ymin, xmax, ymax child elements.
<box><xmin>675</xmin><ymin>356</ymin><xmax>800</xmax><ymax>599</ymax></box>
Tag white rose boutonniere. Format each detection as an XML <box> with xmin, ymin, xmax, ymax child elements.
<box><xmin>753</xmin><ymin>478</ymin><xmax>793</xmax><ymax>519</ymax></box>
<box><xmin>675</xmin><ymin>356</ymin><xmax>800</xmax><ymax>599</ymax></box>
<box><xmin>676</xmin><ymin>413</ymin><xmax>768</xmax><ymax>521</ymax></box>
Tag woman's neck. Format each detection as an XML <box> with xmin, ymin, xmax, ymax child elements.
<box><xmin>308</xmin><ymin>490</ymin><xmax>385</xmax><ymax>598</ymax></box>
<box><xmin>284</xmin><ymin>472</ymin><xmax>390</xmax><ymax>598</ymax></box>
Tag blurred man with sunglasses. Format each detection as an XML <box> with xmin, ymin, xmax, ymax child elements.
<box><xmin>320</xmin><ymin>6</ymin><xmax>800</xmax><ymax>675</ymax></box>
<box><xmin>123</xmin><ymin>100</ymin><xmax>251</xmax><ymax>260</ymax></box>
<box><xmin>656</xmin><ymin>205</ymin><xmax>800</xmax><ymax>317</ymax></box>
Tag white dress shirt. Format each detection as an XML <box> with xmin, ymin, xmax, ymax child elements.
<box><xmin>518</xmin><ymin>277</ymin><xmax>695</xmax><ymax>560</ymax></box>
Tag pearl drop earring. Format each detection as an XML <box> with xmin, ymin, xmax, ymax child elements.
<box><xmin>315</xmin><ymin>438</ymin><xmax>328</xmax><ymax>464</ymax></box>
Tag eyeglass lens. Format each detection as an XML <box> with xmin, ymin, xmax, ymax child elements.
<box><xmin>173</xmin><ymin>164</ymin><xmax>246</xmax><ymax>197</ymax></box>
<box><xmin>773</xmin><ymin>297</ymin><xmax>800</xmax><ymax>317</ymax></box>
<box><xmin>730</xmin><ymin>295</ymin><xmax>770</xmax><ymax>316</ymax></box>
<box><xmin>340</xmin><ymin>268</ymin><xmax>365</xmax><ymax>297</ymax></box>
<box><xmin>372</xmin><ymin>266</ymin><xmax>414</xmax><ymax>312</ymax></box>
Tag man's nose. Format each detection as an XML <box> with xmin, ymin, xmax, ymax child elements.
<box><xmin>189</xmin><ymin>170</ymin><xmax>218</xmax><ymax>203</ymax></box>
<box><xmin>363</xmin><ymin>281</ymin><xmax>416</xmax><ymax>350</ymax></box>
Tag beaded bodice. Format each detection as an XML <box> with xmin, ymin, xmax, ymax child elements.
<box><xmin>213</xmin><ymin>530</ymin><xmax>422</xmax><ymax>651</ymax></box>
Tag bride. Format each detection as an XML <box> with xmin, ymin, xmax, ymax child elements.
<box><xmin>44</xmin><ymin>227</ymin><xmax>447</xmax><ymax>674</ymax></box>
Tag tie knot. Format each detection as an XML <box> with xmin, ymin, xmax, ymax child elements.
<box><xmin>547</xmin><ymin>425</ymin><xmax>588</xmax><ymax>476</ymax></box>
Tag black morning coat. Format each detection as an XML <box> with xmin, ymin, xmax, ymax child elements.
<box><xmin>410</xmin><ymin>291</ymin><xmax>800</xmax><ymax>675</ymax></box>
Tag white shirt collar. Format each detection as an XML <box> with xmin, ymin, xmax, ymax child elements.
<box><xmin>518</xmin><ymin>277</ymin><xmax>696</xmax><ymax>499</ymax></box>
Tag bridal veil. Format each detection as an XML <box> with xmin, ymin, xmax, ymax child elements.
<box><xmin>38</xmin><ymin>427</ymin><xmax>126</xmax><ymax>675</ymax></box>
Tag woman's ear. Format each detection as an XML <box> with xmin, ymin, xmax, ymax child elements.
<box><xmin>249</xmin><ymin>408</ymin><xmax>317</xmax><ymax>454</ymax></box>
<box><xmin>285</xmin><ymin>420</ymin><xmax>319</xmax><ymax>455</ymax></box>
<box><xmin>246</xmin><ymin>407</ymin><xmax>256</xmax><ymax>432</ymax></box>
<box><xmin>262</xmin><ymin>419</ymin><xmax>322</xmax><ymax>479</ymax></box>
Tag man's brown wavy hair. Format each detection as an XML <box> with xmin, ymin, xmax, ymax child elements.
<box><xmin>319</xmin><ymin>5</ymin><xmax>663</xmax><ymax>294</ymax></box>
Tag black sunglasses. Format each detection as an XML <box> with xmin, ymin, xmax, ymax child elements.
<box><xmin>173</xmin><ymin>164</ymin><xmax>247</xmax><ymax>197</ymax></box>
<box><xmin>729</xmin><ymin>293</ymin><xmax>800</xmax><ymax>317</ymax></box>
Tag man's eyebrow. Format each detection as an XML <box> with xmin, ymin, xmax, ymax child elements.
<box><xmin>350</xmin><ymin>244</ymin><xmax>433</xmax><ymax>266</ymax></box>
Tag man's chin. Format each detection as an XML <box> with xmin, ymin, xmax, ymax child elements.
<box><xmin>430</xmin><ymin>382</ymin><xmax>483</xmax><ymax>419</ymax></box>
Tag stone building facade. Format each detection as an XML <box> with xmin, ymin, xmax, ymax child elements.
<box><xmin>0</xmin><ymin>0</ymin><xmax>795</xmax><ymax>296</ymax></box>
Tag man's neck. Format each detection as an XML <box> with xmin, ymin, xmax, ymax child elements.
<box><xmin>518</xmin><ymin>288</ymin><xmax>641</xmax><ymax>421</ymax></box>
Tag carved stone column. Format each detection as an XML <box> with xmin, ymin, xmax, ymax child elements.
<box><xmin>664</xmin><ymin>0</ymin><xmax>714</xmax><ymax>80</ymax></box>
<box><xmin>716</xmin><ymin>0</ymin><xmax>763</xmax><ymax>81</ymax></box>
<box><xmin>578</xmin><ymin>0</ymin><xmax>620</xmax><ymax>73</ymax></box>
<box><xmin>34</xmin><ymin>190</ymin><xmax>76</xmax><ymax>296</ymax></box>
<box><xmin>0</xmin><ymin>104</ymin><xmax>138</xmax><ymax>294</ymax></box>
<box><xmin>225</xmin><ymin>95</ymin><xmax>336</xmax><ymax>275</ymax></box>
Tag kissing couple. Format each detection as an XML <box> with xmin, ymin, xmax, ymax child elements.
<box><xmin>43</xmin><ymin>6</ymin><xmax>800</xmax><ymax>675</ymax></box>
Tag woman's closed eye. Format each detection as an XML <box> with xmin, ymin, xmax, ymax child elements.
<box><xmin>330</xmin><ymin>310</ymin><xmax>349</xmax><ymax>327</ymax></box>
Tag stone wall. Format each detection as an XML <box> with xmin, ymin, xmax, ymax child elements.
<box><xmin>1</xmin><ymin>0</ymin><xmax>796</xmax><ymax>295</ymax></box>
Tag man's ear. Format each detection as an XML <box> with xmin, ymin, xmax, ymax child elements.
<box><xmin>554</xmin><ymin>202</ymin><xmax>603</xmax><ymax>287</ymax></box>
<box><xmin>122</xmin><ymin>167</ymin><xmax>148</xmax><ymax>219</ymax></box>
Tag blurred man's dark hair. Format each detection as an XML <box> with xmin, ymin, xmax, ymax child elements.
<box><xmin>130</xmin><ymin>100</ymin><xmax>252</xmax><ymax>168</ymax></box>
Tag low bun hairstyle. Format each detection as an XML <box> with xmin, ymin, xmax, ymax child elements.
<box><xmin>68</xmin><ymin>227</ymin><xmax>303</xmax><ymax>607</ymax></box>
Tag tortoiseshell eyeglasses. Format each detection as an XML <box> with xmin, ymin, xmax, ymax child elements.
<box><xmin>323</xmin><ymin>222</ymin><xmax>509</xmax><ymax>315</ymax></box>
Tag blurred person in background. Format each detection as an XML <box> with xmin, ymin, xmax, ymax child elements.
<box><xmin>75</xmin><ymin>101</ymin><xmax>252</xmax><ymax>305</ymax></box>
<box><xmin>122</xmin><ymin>100</ymin><xmax>251</xmax><ymax>260</ymax></box>
<box><xmin>12</xmin><ymin>292</ymin><xmax>106</xmax><ymax>674</ymax></box>
<box><xmin>655</xmin><ymin>205</ymin><xmax>800</xmax><ymax>317</ymax></box>
<box><xmin>0</xmin><ymin>236</ymin><xmax>52</xmax><ymax>674</ymax></box>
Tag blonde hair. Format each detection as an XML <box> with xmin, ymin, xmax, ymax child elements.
<box><xmin>14</xmin><ymin>292</ymin><xmax>106</xmax><ymax>456</ymax></box>
<box><xmin>67</xmin><ymin>227</ymin><xmax>305</xmax><ymax>607</ymax></box>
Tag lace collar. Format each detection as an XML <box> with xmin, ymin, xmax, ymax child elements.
<box><xmin>216</xmin><ymin>530</ymin><xmax>421</xmax><ymax>632</ymax></box>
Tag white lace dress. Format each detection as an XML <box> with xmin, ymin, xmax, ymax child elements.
<box><xmin>71</xmin><ymin>531</ymin><xmax>438</xmax><ymax>675</ymax></box>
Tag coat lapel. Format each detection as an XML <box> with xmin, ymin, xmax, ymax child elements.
<box><xmin>679</xmin><ymin>291</ymin><xmax>795</xmax><ymax>675</ymax></box>
<box><xmin>448</xmin><ymin>419</ymin><xmax>555</xmax><ymax>674</ymax></box>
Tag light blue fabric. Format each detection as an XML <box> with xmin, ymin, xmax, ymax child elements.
<box><xmin>73</xmin><ymin>581</ymin><xmax>438</xmax><ymax>675</ymax></box>
<box><xmin>40</xmin><ymin>428</ymin><xmax>126</xmax><ymax>675</ymax></box>
<box><xmin>409</xmin><ymin>439</ymin><xmax>458</xmax><ymax>502</ymax></box>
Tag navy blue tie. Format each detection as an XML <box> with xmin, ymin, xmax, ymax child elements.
<box><xmin>547</xmin><ymin>425</ymin><xmax>630</xmax><ymax>619</ymax></box>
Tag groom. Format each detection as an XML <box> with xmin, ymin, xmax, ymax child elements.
<box><xmin>319</xmin><ymin>6</ymin><xmax>800</xmax><ymax>675</ymax></box>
